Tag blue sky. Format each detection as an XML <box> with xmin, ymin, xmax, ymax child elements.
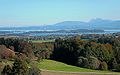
<box><xmin>0</xmin><ymin>0</ymin><xmax>120</xmax><ymax>26</ymax></box>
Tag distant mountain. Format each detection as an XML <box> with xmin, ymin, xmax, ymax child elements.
<box><xmin>0</xmin><ymin>18</ymin><xmax>120</xmax><ymax>30</ymax></box>
<box><xmin>89</xmin><ymin>18</ymin><xmax>120</xmax><ymax>29</ymax></box>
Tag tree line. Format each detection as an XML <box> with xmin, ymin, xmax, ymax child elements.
<box><xmin>51</xmin><ymin>36</ymin><xmax>120</xmax><ymax>71</ymax></box>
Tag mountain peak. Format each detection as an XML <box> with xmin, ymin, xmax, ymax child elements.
<box><xmin>54</xmin><ymin>21</ymin><xmax>85</xmax><ymax>26</ymax></box>
<box><xmin>89</xmin><ymin>18</ymin><xmax>112</xmax><ymax>23</ymax></box>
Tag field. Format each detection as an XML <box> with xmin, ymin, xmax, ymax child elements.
<box><xmin>36</xmin><ymin>59</ymin><xmax>98</xmax><ymax>72</ymax></box>
<box><xmin>32</xmin><ymin>59</ymin><xmax>120</xmax><ymax>75</ymax></box>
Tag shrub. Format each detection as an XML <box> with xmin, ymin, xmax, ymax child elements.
<box><xmin>28</xmin><ymin>67</ymin><xmax>41</xmax><ymax>75</ymax></box>
<box><xmin>88</xmin><ymin>56</ymin><xmax>100</xmax><ymax>70</ymax></box>
<box><xmin>77</xmin><ymin>56</ymin><xmax>89</xmax><ymax>68</ymax></box>
<box><xmin>1</xmin><ymin>49</ymin><xmax>15</xmax><ymax>59</ymax></box>
<box><xmin>12</xmin><ymin>58</ymin><xmax>29</xmax><ymax>75</ymax></box>
<box><xmin>1</xmin><ymin>65</ymin><xmax>12</xmax><ymax>75</ymax></box>
<box><xmin>115</xmin><ymin>64</ymin><xmax>120</xmax><ymax>72</ymax></box>
<box><xmin>99</xmin><ymin>61</ymin><xmax>108</xmax><ymax>70</ymax></box>
<box><xmin>0</xmin><ymin>45</ymin><xmax>15</xmax><ymax>59</ymax></box>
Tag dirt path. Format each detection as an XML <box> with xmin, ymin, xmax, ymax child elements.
<box><xmin>41</xmin><ymin>70</ymin><xmax>119</xmax><ymax>75</ymax></box>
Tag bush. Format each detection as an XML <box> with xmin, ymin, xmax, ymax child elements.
<box><xmin>88</xmin><ymin>56</ymin><xmax>100</xmax><ymax>70</ymax></box>
<box><xmin>108</xmin><ymin>58</ymin><xmax>118</xmax><ymax>70</ymax></box>
<box><xmin>115</xmin><ymin>64</ymin><xmax>120</xmax><ymax>72</ymax></box>
<box><xmin>1</xmin><ymin>65</ymin><xmax>12</xmax><ymax>75</ymax></box>
<box><xmin>99</xmin><ymin>61</ymin><xmax>108</xmax><ymax>70</ymax></box>
<box><xmin>77</xmin><ymin>56</ymin><xmax>89</xmax><ymax>68</ymax></box>
<box><xmin>28</xmin><ymin>67</ymin><xmax>41</xmax><ymax>75</ymax></box>
<box><xmin>0</xmin><ymin>45</ymin><xmax>15</xmax><ymax>59</ymax></box>
<box><xmin>12</xmin><ymin>58</ymin><xmax>29</xmax><ymax>75</ymax></box>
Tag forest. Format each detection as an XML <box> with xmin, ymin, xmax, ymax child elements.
<box><xmin>51</xmin><ymin>36</ymin><xmax>120</xmax><ymax>71</ymax></box>
<box><xmin>0</xmin><ymin>34</ymin><xmax>120</xmax><ymax>75</ymax></box>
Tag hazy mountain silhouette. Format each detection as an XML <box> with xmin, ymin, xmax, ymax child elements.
<box><xmin>0</xmin><ymin>18</ymin><xmax>120</xmax><ymax>30</ymax></box>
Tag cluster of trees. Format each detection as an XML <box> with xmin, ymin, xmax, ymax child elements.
<box><xmin>97</xmin><ymin>36</ymin><xmax>120</xmax><ymax>71</ymax></box>
<box><xmin>0</xmin><ymin>38</ymin><xmax>35</xmax><ymax>58</ymax></box>
<box><xmin>1</xmin><ymin>57</ymin><xmax>41</xmax><ymax>75</ymax></box>
<box><xmin>33</xmin><ymin>42</ymin><xmax>54</xmax><ymax>61</ymax></box>
<box><xmin>51</xmin><ymin>36</ymin><xmax>120</xmax><ymax>71</ymax></box>
<box><xmin>0</xmin><ymin>38</ymin><xmax>53</xmax><ymax>75</ymax></box>
<box><xmin>0</xmin><ymin>38</ymin><xmax>53</xmax><ymax>61</ymax></box>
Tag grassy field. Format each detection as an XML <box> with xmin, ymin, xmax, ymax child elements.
<box><xmin>32</xmin><ymin>59</ymin><xmax>120</xmax><ymax>74</ymax></box>
<box><xmin>31</xmin><ymin>40</ymin><xmax>55</xmax><ymax>43</ymax></box>
<box><xmin>35</xmin><ymin>59</ymin><xmax>97</xmax><ymax>72</ymax></box>
<box><xmin>1</xmin><ymin>59</ymin><xmax>119</xmax><ymax>75</ymax></box>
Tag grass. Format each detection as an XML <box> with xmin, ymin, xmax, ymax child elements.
<box><xmin>31</xmin><ymin>40</ymin><xmax>55</xmax><ymax>43</ymax></box>
<box><xmin>37</xmin><ymin>59</ymin><xmax>95</xmax><ymax>72</ymax></box>
<box><xmin>32</xmin><ymin>59</ymin><xmax>120</xmax><ymax>74</ymax></box>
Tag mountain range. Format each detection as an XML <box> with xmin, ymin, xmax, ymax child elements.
<box><xmin>0</xmin><ymin>18</ymin><xmax>120</xmax><ymax>30</ymax></box>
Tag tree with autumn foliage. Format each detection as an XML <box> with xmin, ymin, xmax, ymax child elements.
<box><xmin>51</xmin><ymin>37</ymin><xmax>119</xmax><ymax>71</ymax></box>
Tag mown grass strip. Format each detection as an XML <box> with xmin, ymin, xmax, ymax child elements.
<box><xmin>32</xmin><ymin>59</ymin><xmax>120</xmax><ymax>74</ymax></box>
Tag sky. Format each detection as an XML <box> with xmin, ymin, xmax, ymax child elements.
<box><xmin>0</xmin><ymin>0</ymin><xmax>120</xmax><ymax>26</ymax></box>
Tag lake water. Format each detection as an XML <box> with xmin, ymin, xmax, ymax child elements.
<box><xmin>0</xmin><ymin>30</ymin><xmax>120</xmax><ymax>36</ymax></box>
<box><xmin>30</xmin><ymin>30</ymin><xmax>120</xmax><ymax>36</ymax></box>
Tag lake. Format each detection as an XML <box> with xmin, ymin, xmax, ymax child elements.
<box><xmin>30</xmin><ymin>30</ymin><xmax>120</xmax><ymax>36</ymax></box>
<box><xmin>0</xmin><ymin>30</ymin><xmax>120</xmax><ymax>36</ymax></box>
